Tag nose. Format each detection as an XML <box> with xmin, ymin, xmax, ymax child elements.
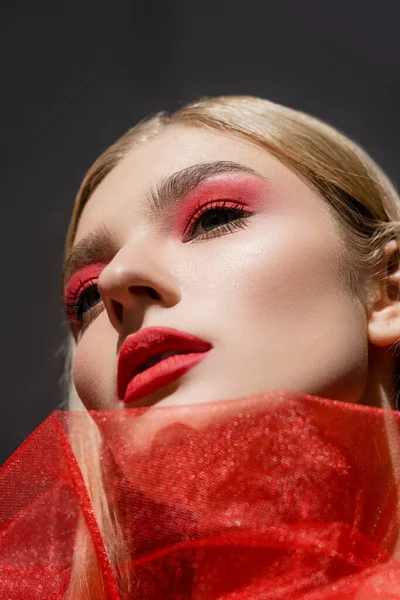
<box><xmin>98</xmin><ymin>239</ymin><xmax>181</xmax><ymax>335</ymax></box>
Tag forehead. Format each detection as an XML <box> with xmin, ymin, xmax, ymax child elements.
<box><xmin>74</xmin><ymin>124</ymin><xmax>314</xmax><ymax>243</ymax></box>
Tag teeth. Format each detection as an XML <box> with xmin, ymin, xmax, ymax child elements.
<box><xmin>138</xmin><ymin>350</ymin><xmax>187</xmax><ymax>373</ymax></box>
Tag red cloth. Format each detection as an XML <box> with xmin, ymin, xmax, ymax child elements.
<box><xmin>1</xmin><ymin>392</ymin><xmax>400</xmax><ymax>598</ymax></box>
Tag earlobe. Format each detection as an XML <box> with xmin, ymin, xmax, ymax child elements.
<box><xmin>368</xmin><ymin>240</ymin><xmax>400</xmax><ymax>347</ymax></box>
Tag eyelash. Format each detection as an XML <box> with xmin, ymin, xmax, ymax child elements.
<box><xmin>64</xmin><ymin>276</ymin><xmax>103</xmax><ymax>333</ymax></box>
<box><xmin>183</xmin><ymin>199</ymin><xmax>252</xmax><ymax>242</ymax></box>
<box><xmin>65</xmin><ymin>200</ymin><xmax>252</xmax><ymax>332</ymax></box>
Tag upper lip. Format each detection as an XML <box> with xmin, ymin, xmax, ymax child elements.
<box><xmin>117</xmin><ymin>326</ymin><xmax>212</xmax><ymax>400</ymax></box>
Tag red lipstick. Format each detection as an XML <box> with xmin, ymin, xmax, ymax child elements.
<box><xmin>118</xmin><ymin>327</ymin><xmax>212</xmax><ymax>404</ymax></box>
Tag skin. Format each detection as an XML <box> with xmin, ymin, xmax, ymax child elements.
<box><xmin>69</xmin><ymin>124</ymin><xmax>400</xmax><ymax>412</ymax></box>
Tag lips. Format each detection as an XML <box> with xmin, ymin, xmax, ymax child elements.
<box><xmin>118</xmin><ymin>326</ymin><xmax>212</xmax><ymax>404</ymax></box>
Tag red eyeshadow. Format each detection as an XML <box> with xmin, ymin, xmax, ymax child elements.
<box><xmin>169</xmin><ymin>173</ymin><xmax>270</xmax><ymax>237</ymax></box>
<box><xmin>64</xmin><ymin>262</ymin><xmax>107</xmax><ymax>304</ymax></box>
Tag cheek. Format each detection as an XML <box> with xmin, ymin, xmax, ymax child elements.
<box><xmin>185</xmin><ymin>216</ymin><xmax>368</xmax><ymax>400</ymax></box>
<box><xmin>187</xmin><ymin>216</ymin><xmax>343</xmax><ymax>313</ymax></box>
<box><xmin>257</xmin><ymin>221</ymin><xmax>342</xmax><ymax>312</ymax></box>
<box><xmin>72</xmin><ymin>316</ymin><xmax>118</xmax><ymax>409</ymax></box>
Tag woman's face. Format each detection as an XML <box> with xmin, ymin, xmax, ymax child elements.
<box><xmin>66</xmin><ymin>124</ymin><xmax>369</xmax><ymax>410</ymax></box>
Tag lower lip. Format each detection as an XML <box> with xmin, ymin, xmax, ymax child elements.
<box><xmin>121</xmin><ymin>351</ymin><xmax>211</xmax><ymax>405</ymax></box>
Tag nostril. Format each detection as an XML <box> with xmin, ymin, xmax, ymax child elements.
<box><xmin>128</xmin><ymin>285</ymin><xmax>159</xmax><ymax>300</ymax></box>
<box><xmin>112</xmin><ymin>299</ymin><xmax>123</xmax><ymax>324</ymax></box>
<box><xmin>146</xmin><ymin>287</ymin><xmax>159</xmax><ymax>300</ymax></box>
<box><xmin>109</xmin><ymin>287</ymin><xmax>161</xmax><ymax>326</ymax></box>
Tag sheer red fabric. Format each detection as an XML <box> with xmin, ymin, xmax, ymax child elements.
<box><xmin>1</xmin><ymin>392</ymin><xmax>400</xmax><ymax>598</ymax></box>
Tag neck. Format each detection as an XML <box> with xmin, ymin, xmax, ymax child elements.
<box><xmin>360</xmin><ymin>344</ymin><xmax>398</xmax><ymax>410</ymax></box>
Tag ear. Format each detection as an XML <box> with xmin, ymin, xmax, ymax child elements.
<box><xmin>368</xmin><ymin>239</ymin><xmax>400</xmax><ymax>347</ymax></box>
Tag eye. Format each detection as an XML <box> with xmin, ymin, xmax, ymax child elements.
<box><xmin>64</xmin><ymin>277</ymin><xmax>103</xmax><ymax>333</ymax></box>
<box><xmin>184</xmin><ymin>200</ymin><xmax>252</xmax><ymax>242</ymax></box>
<box><xmin>78</xmin><ymin>284</ymin><xmax>102</xmax><ymax>317</ymax></box>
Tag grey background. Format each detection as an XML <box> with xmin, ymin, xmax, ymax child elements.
<box><xmin>1</xmin><ymin>1</ymin><xmax>399</xmax><ymax>464</ymax></box>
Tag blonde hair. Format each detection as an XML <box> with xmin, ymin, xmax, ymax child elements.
<box><xmin>64</xmin><ymin>96</ymin><xmax>400</xmax><ymax>597</ymax></box>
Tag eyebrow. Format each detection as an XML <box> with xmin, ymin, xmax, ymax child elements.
<box><xmin>149</xmin><ymin>160</ymin><xmax>263</xmax><ymax>214</ymax></box>
<box><xmin>63</xmin><ymin>160</ymin><xmax>265</xmax><ymax>288</ymax></box>
<box><xmin>63</xmin><ymin>224</ymin><xmax>117</xmax><ymax>290</ymax></box>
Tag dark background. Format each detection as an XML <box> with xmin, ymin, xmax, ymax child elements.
<box><xmin>1</xmin><ymin>1</ymin><xmax>399</xmax><ymax>464</ymax></box>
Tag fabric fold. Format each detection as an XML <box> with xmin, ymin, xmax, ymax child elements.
<box><xmin>1</xmin><ymin>392</ymin><xmax>400</xmax><ymax>598</ymax></box>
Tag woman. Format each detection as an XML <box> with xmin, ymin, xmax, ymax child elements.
<box><xmin>2</xmin><ymin>95</ymin><xmax>400</xmax><ymax>598</ymax></box>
